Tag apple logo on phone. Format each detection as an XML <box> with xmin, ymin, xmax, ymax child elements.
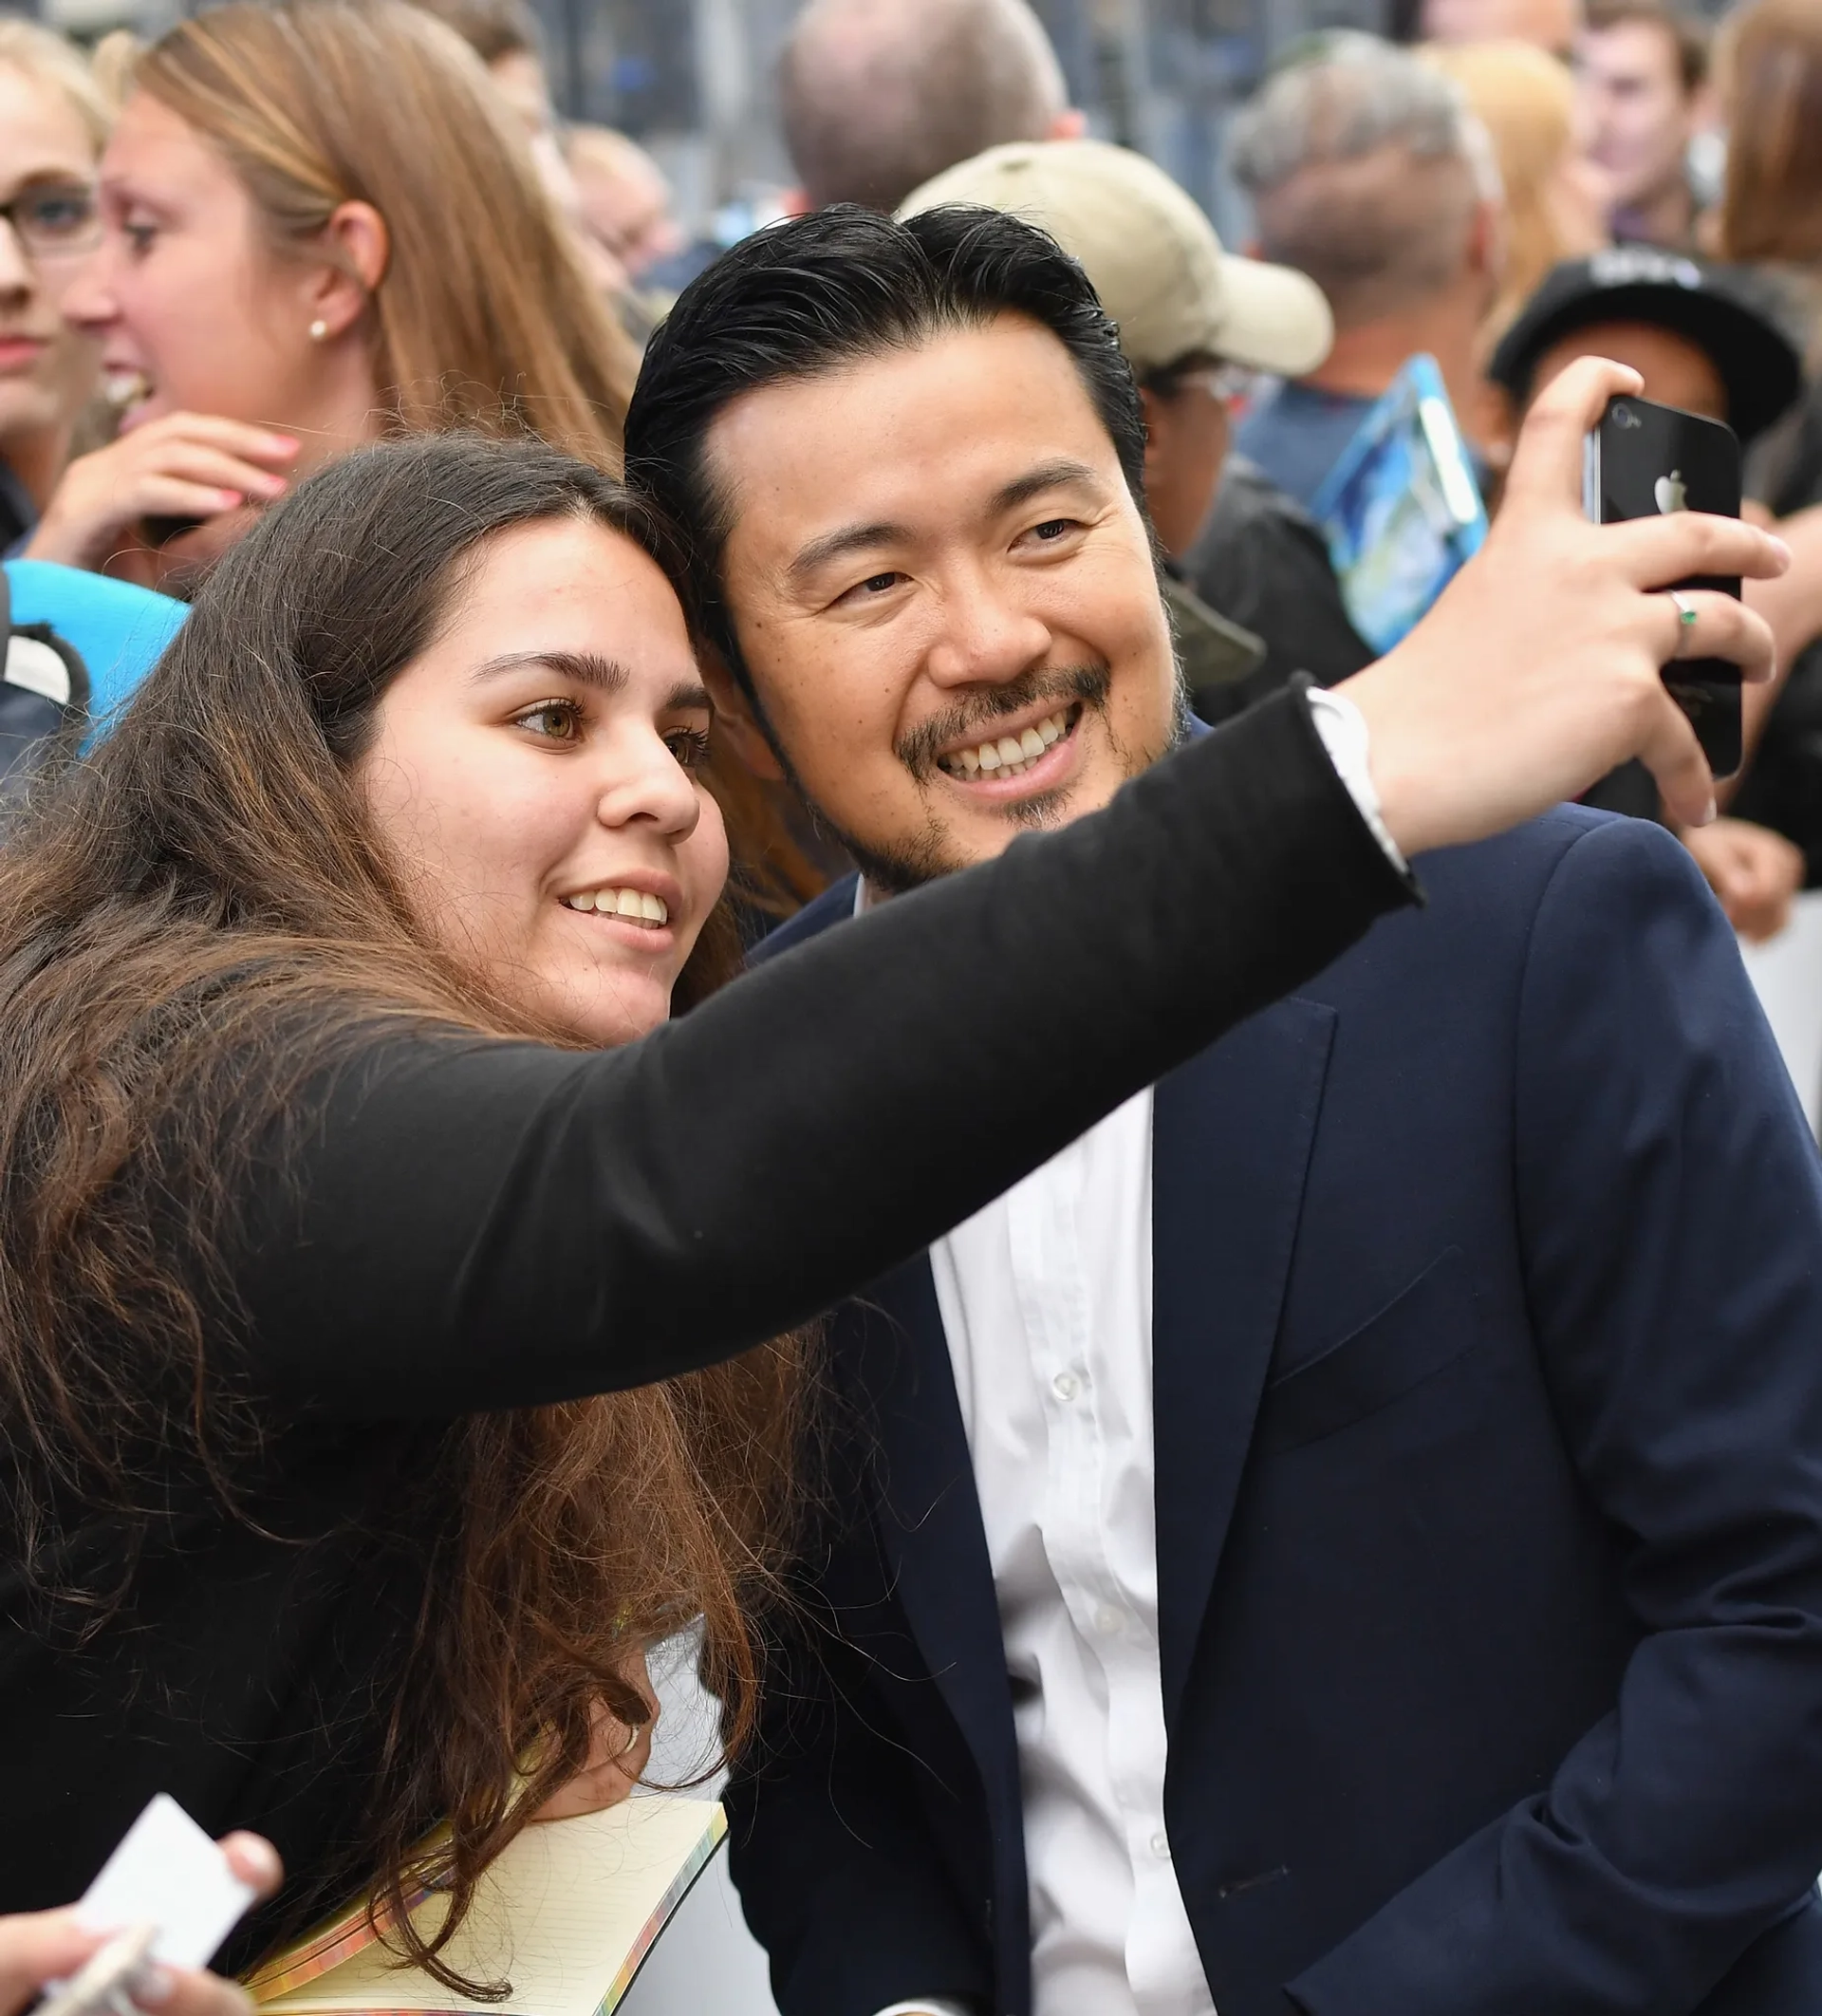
<box><xmin>1655</xmin><ymin>468</ymin><xmax>1688</xmax><ymax>513</ymax></box>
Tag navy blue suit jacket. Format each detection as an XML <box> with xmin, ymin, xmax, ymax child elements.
<box><xmin>727</xmin><ymin>806</ymin><xmax>1822</xmax><ymax>2016</ymax></box>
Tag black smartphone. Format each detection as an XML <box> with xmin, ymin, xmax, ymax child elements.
<box><xmin>1584</xmin><ymin>393</ymin><xmax>1743</xmax><ymax>778</ymax></box>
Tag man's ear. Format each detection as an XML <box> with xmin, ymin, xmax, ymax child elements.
<box><xmin>703</xmin><ymin>652</ymin><xmax>788</xmax><ymax>782</ymax></box>
<box><xmin>303</xmin><ymin>200</ymin><xmax>390</xmax><ymax>342</ymax></box>
<box><xmin>1138</xmin><ymin>383</ymin><xmax>1167</xmax><ymax>485</ymax></box>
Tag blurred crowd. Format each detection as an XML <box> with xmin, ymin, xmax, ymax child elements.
<box><xmin>2</xmin><ymin>0</ymin><xmax>1821</xmax><ymax>932</ymax></box>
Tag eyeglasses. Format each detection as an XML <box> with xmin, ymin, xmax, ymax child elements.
<box><xmin>0</xmin><ymin>182</ymin><xmax>102</xmax><ymax>262</ymax></box>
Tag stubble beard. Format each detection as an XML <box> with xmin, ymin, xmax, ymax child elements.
<box><xmin>763</xmin><ymin>658</ymin><xmax>1192</xmax><ymax>899</ymax></box>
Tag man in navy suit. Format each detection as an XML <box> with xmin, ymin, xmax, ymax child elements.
<box><xmin>622</xmin><ymin>206</ymin><xmax>1822</xmax><ymax>2016</ymax></box>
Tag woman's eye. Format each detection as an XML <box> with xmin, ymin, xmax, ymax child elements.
<box><xmin>25</xmin><ymin>187</ymin><xmax>96</xmax><ymax>241</ymax></box>
<box><xmin>121</xmin><ymin>218</ymin><xmax>158</xmax><ymax>255</ymax></box>
<box><xmin>513</xmin><ymin>700</ymin><xmax>582</xmax><ymax>741</ymax></box>
<box><xmin>665</xmin><ymin>726</ymin><xmax>713</xmax><ymax>771</ymax></box>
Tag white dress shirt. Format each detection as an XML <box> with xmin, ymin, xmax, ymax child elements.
<box><xmin>865</xmin><ymin>690</ymin><xmax>1399</xmax><ymax>2016</ymax></box>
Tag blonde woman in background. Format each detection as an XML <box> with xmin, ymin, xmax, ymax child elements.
<box><xmin>1422</xmin><ymin>39</ymin><xmax>1609</xmax><ymax>461</ymax></box>
<box><xmin>1422</xmin><ymin>39</ymin><xmax>1610</xmax><ymax>342</ymax></box>
<box><xmin>0</xmin><ymin>22</ymin><xmax>110</xmax><ymax>552</ymax></box>
<box><xmin>26</xmin><ymin>0</ymin><xmax>638</xmax><ymax>588</ymax></box>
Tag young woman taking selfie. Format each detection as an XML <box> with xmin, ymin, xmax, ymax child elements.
<box><xmin>23</xmin><ymin>0</ymin><xmax>634</xmax><ymax>586</ymax></box>
<box><xmin>0</xmin><ymin>429</ymin><xmax>1409</xmax><ymax>1974</ymax></box>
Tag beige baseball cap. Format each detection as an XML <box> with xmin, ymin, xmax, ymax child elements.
<box><xmin>900</xmin><ymin>138</ymin><xmax>1333</xmax><ymax>380</ymax></box>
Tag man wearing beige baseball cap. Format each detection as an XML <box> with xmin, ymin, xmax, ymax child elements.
<box><xmin>901</xmin><ymin>139</ymin><xmax>1376</xmax><ymax>711</ymax></box>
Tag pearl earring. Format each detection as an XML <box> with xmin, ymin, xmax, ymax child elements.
<box><xmin>308</xmin><ymin>318</ymin><xmax>328</xmax><ymax>342</ymax></box>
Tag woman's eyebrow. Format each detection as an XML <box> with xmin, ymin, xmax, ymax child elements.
<box><xmin>467</xmin><ymin>649</ymin><xmax>631</xmax><ymax>691</ymax></box>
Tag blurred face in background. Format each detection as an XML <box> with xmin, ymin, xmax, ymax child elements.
<box><xmin>0</xmin><ymin>61</ymin><xmax>101</xmax><ymax>476</ymax></box>
<box><xmin>1577</xmin><ymin>19</ymin><xmax>1695</xmax><ymax>216</ymax></box>
<box><xmin>61</xmin><ymin>91</ymin><xmax>375</xmax><ymax>453</ymax></box>
<box><xmin>708</xmin><ymin>314</ymin><xmax>1181</xmax><ymax>893</ymax></box>
<box><xmin>1530</xmin><ymin>319</ymin><xmax>1725</xmax><ymax>418</ymax></box>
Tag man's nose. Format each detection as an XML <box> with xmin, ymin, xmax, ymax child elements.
<box><xmin>922</xmin><ymin>563</ymin><xmax>1054</xmax><ymax>689</ymax></box>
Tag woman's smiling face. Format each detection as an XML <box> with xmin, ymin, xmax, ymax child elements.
<box><xmin>359</xmin><ymin>515</ymin><xmax>729</xmax><ymax>1049</ymax></box>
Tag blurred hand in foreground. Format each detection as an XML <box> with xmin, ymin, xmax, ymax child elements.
<box><xmin>0</xmin><ymin>1834</ymin><xmax>280</xmax><ymax>2016</ymax></box>
<box><xmin>1681</xmin><ymin>816</ymin><xmax>1805</xmax><ymax>943</ymax></box>
<box><xmin>1343</xmin><ymin>357</ymin><xmax>1789</xmax><ymax>857</ymax></box>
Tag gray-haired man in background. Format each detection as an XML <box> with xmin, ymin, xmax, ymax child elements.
<box><xmin>1230</xmin><ymin>34</ymin><xmax>1504</xmax><ymax>510</ymax></box>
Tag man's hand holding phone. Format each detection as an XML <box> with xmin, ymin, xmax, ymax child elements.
<box><xmin>1340</xmin><ymin>357</ymin><xmax>1787</xmax><ymax>859</ymax></box>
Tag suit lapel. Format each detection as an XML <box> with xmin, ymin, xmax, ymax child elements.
<box><xmin>846</xmin><ymin>1255</ymin><xmax>1019</xmax><ymax>1798</ymax></box>
<box><xmin>1152</xmin><ymin>997</ymin><xmax>1336</xmax><ymax>1733</ymax></box>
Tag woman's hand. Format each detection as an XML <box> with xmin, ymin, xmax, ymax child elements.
<box><xmin>1681</xmin><ymin>815</ymin><xmax>1806</xmax><ymax>943</ymax></box>
<box><xmin>0</xmin><ymin>1835</ymin><xmax>280</xmax><ymax>2016</ymax></box>
<box><xmin>25</xmin><ymin>415</ymin><xmax>299</xmax><ymax>575</ymax></box>
<box><xmin>530</xmin><ymin>1652</ymin><xmax>659</xmax><ymax>1821</ymax></box>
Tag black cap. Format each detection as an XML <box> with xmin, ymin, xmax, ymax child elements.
<box><xmin>1488</xmin><ymin>248</ymin><xmax>1804</xmax><ymax>447</ymax></box>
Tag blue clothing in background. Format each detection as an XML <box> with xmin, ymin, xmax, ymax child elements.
<box><xmin>6</xmin><ymin>560</ymin><xmax>187</xmax><ymax>730</ymax></box>
<box><xmin>1234</xmin><ymin>381</ymin><xmax>1373</xmax><ymax>512</ymax></box>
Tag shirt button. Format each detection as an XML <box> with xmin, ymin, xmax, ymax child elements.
<box><xmin>1095</xmin><ymin>1604</ymin><xmax>1123</xmax><ymax>1637</ymax></box>
<box><xmin>1051</xmin><ymin>1370</ymin><xmax>1082</xmax><ymax>1401</ymax></box>
<box><xmin>1151</xmin><ymin>1830</ymin><xmax>1172</xmax><ymax>1859</ymax></box>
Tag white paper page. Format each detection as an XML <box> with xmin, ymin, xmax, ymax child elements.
<box><xmin>261</xmin><ymin>1796</ymin><xmax>724</xmax><ymax>2016</ymax></box>
<box><xmin>78</xmin><ymin>1794</ymin><xmax>258</xmax><ymax>1969</ymax></box>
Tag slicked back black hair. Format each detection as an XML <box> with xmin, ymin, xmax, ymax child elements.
<box><xmin>623</xmin><ymin>203</ymin><xmax>1149</xmax><ymax>691</ymax></box>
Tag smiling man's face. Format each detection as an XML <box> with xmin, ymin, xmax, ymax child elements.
<box><xmin>707</xmin><ymin>313</ymin><xmax>1183</xmax><ymax>891</ymax></box>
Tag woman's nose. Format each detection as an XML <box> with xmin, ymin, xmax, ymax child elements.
<box><xmin>57</xmin><ymin>244</ymin><xmax>118</xmax><ymax>331</ymax></box>
<box><xmin>597</xmin><ymin>732</ymin><xmax>703</xmax><ymax>840</ymax></box>
<box><xmin>0</xmin><ymin>218</ymin><xmax>35</xmax><ymax>302</ymax></box>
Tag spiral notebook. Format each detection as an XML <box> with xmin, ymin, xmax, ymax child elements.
<box><xmin>246</xmin><ymin>1795</ymin><xmax>726</xmax><ymax>2016</ymax></box>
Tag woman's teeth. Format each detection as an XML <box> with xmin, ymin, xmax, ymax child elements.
<box><xmin>562</xmin><ymin>887</ymin><xmax>668</xmax><ymax>926</ymax></box>
<box><xmin>938</xmin><ymin>707</ymin><xmax>1072</xmax><ymax>781</ymax></box>
<box><xmin>103</xmin><ymin>370</ymin><xmax>152</xmax><ymax>410</ymax></box>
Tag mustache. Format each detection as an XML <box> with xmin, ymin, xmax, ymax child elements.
<box><xmin>895</xmin><ymin>664</ymin><xmax>1111</xmax><ymax>781</ymax></box>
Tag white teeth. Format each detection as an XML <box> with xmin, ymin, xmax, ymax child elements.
<box><xmin>937</xmin><ymin>708</ymin><xmax>1074</xmax><ymax>781</ymax></box>
<box><xmin>103</xmin><ymin>370</ymin><xmax>150</xmax><ymax>409</ymax></box>
<box><xmin>563</xmin><ymin>887</ymin><xmax>668</xmax><ymax>926</ymax></box>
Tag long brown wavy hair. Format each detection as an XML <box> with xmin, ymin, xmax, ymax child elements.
<box><xmin>1717</xmin><ymin>0</ymin><xmax>1822</xmax><ymax>269</ymax></box>
<box><xmin>0</xmin><ymin>432</ymin><xmax>802</xmax><ymax>1986</ymax></box>
<box><xmin>129</xmin><ymin>0</ymin><xmax>637</xmax><ymax>465</ymax></box>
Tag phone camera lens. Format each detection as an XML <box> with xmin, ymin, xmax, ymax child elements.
<box><xmin>1614</xmin><ymin>404</ymin><xmax>1642</xmax><ymax>429</ymax></box>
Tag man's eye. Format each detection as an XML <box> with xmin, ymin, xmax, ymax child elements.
<box><xmin>513</xmin><ymin>700</ymin><xmax>582</xmax><ymax>741</ymax></box>
<box><xmin>842</xmin><ymin>570</ymin><xmax>904</xmax><ymax>602</ymax></box>
<box><xmin>1030</xmin><ymin>518</ymin><xmax>1075</xmax><ymax>541</ymax></box>
<box><xmin>665</xmin><ymin>726</ymin><xmax>713</xmax><ymax>771</ymax></box>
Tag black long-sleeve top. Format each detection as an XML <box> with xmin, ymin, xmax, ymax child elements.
<box><xmin>0</xmin><ymin>684</ymin><xmax>1411</xmax><ymax>1939</ymax></box>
